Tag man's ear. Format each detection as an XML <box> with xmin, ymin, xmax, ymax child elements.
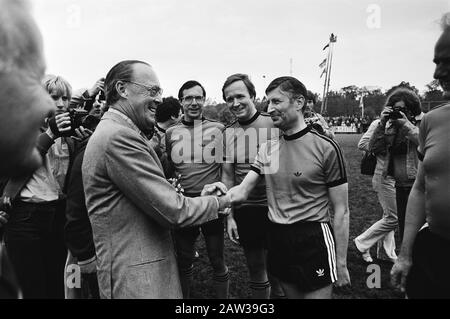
<box><xmin>116</xmin><ymin>81</ymin><xmax>128</xmax><ymax>99</ymax></box>
<box><xmin>296</xmin><ymin>96</ymin><xmax>305</xmax><ymax>112</ymax></box>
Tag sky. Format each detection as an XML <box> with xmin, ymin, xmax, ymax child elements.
<box><xmin>32</xmin><ymin>0</ymin><xmax>450</xmax><ymax>101</ymax></box>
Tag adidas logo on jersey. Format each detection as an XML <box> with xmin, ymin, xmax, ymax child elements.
<box><xmin>294</xmin><ymin>171</ymin><xmax>302</xmax><ymax>177</ymax></box>
<box><xmin>316</xmin><ymin>269</ymin><xmax>325</xmax><ymax>277</ymax></box>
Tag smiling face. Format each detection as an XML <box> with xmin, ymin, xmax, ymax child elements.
<box><xmin>266</xmin><ymin>87</ymin><xmax>303</xmax><ymax>131</ymax></box>
<box><xmin>434</xmin><ymin>29</ymin><xmax>450</xmax><ymax>99</ymax></box>
<box><xmin>180</xmin><ymin>85</ymin><xmax>205</xmax><ymax>122</ymax></box>
<box><xmin>125</xmin><ymin>63</ymin><xmax>162</xmax><ymax>131</ymax></box>
<box><xmin>223</xmin><ymin>80</ymin><xmax>257</xmax><ymax>121</ymax></box>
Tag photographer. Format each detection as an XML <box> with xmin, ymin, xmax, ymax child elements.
<box><xmin>354</xmin><ymin>115</ymin><xmax>398</xmax><ymax>264</ymax></box>
<box><xmin>69</xmin><ymin>78</ymin><xmax>105</xmax><ymax>112</ymax></box>
<box><xmin>303</xmin><ymin>91</ymin><xmax>335</xmax><ymax>139</ymax></box>
<box><xmin>1</xmin><ymin>75</ymin><xmax>91</xmax><ymax>299</ymax></box>
<box><xmin>368</xmin><ymin>87</ymin><xmax>423</xmax><ymax>243</ymax></box>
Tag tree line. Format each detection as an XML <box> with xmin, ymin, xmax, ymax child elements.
<box><xmin>202</xmin><ymin>80</ymin><xmax>445</xmax><ymax>124</ymax></box>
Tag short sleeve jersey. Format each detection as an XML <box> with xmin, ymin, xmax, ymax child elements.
<box><xmin>251</xmin><ymin>126</ymin><xmax>347</xmax><ymax>224</ymax></box>
<box><xmin>165</xmin><ymin>117</ymin><xmax>224</xmax><ymax>196</ymax></box>
<box><xmin>223</xmin><ymin>112</ymin><xmax>279</xmax><ymax>207</ymax></box>
<box><xmin>417</xmin><ymin>103</ymin><xmax>450</xmax><ymax>241</ymax></box>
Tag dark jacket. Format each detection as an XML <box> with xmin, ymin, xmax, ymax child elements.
<box><xmin>64</xmin><ymin>138</ymin><xmax>95</xmax><ymax>262</ymax></box>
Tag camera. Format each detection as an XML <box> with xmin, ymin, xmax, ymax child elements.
<box><xmin>389</xmin><ymin>111</ymin><xmax>402</xmax><ymax>120</ymax></box>
<box><xmin>48</xmin><ymin>109</ymin><xmax>88</xmax><ymax>137</ymax></box>
<box><xmin>98</xmin><ymin>89</ymin><xmax>106</xmax><ymax>102</ymax></box>
<box><xmin>388</xmin><ymin>106</ymin><xmax>404</xmax><ymax>120</ymax></box>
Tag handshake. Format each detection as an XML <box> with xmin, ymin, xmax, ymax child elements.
<box><xmin>201</xmin><ymin>182</ymin><xmax>239</xmax><ymax>217</ymax></box>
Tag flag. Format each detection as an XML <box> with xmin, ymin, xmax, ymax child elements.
<box><xmin>330</xmin><ymin>33</ymin><xmax>337</xmax><ymax>43</ymax></box>
<box><xmin>319</xmin><ymin>59</ymin><xmax>327</xmax><ymax>69</ymax></box>
<box><xmin>320</xmin><ymin>68</ymin><xmax>327</xmax><ymax>78</ymax></box>
<box><xmin>359</xmin><ymin>95</ymin><xmax>364</xmax><ymax>108</ymax></box>
<box><xmin>322</xmin><ymin>43</ymin><xmax>329</xmax><ymax>51</ymax></box>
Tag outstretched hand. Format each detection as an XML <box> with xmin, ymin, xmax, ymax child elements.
<box><xmin>201</xmin><ymin>183</ymin><xmax>233</xmax><ymax>217</ymax></box>
<box><xmin>201</xmin><ymin>182</ymin><xmax>228</xmax><ymax>196</ymax></box>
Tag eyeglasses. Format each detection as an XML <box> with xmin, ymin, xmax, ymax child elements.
<box><xmin>124</xmin><ymin>81</ymin><xmax>163</xmax><ymax>97</ymax></box>
<box><xmin>182</xmin><ymin>95</ymin><xmax>205</xmax><ymax>104</ymax></box>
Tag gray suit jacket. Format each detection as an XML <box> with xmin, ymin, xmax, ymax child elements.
<box><xmin>82</xmin><ymin>111</ymin><xmax>219</xmax><ymax>299</ymax></box>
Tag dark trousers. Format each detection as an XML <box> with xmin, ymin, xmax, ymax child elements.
<box><xmin>4</xmin><ymin>200</ymin><xmax>67</xmax><ymax>299</ymax></box>
<box><xmin>0</xmin><ymin>245</ymin><xmax>21</xmax><ymax>299</ymax></box>
<box><xmin>395</xmin><ymin>186</ymin><xmax>412</xmax><ymax>242</ymax></box>
<box><xmin>67</xmin><ymin>272</ymin><xmax>100</xmax><ymax>299</ymax></box>
<box><xmin>406</xmin><ymin>227</ymin><xmax>450</xmax><ymax>299</ymax></box>
<box><xmin>81</xmin><ymin>273</ymin><xmax>100</xmax><ymax>299</ymax></box>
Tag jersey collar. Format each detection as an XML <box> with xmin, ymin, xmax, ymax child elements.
<box><xmin>182</xmin><ymin>116</ymin><xmax>205</xmax><ymax>126</ymax></box>
<box><xmin>283</xmin><ymin>125</ymin><xmax>311</xmax><ymax>141</ymax></box>
<box><xmin>238</xmin><ymin>111</ymin><xmax>260</xmax><ymax>126</ymax></box>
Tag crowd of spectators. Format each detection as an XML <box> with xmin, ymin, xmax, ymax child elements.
<box><xmin>323</xmin><ymin>115</ymin><xmax>372</xmax><ymax>133</ymax></box>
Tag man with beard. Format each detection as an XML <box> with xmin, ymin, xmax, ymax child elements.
<box><xmin>83</xmin><ymin>62</ymin><xmax>230</xmax><ymax>299</ymax></box>
<box><xmin>391</xmin><ymin>14</ymin><xmax>450</xmax><ymax>299</ymax></box>
<box><xmin>224</xmin><ymin>76</ymin><xmax>350</xmax><ymax>299</ymax></box>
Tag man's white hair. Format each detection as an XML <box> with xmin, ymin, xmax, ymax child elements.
<box><xmin>440</xmin><ymin>12</ymin><xmax>450</xmax><ymax>31</ymax></box>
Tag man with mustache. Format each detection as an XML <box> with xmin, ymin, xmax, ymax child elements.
<box><xmin>224</xmin><ymin>76</ymin><xmax>351</xmax><ymax>299</ymax></box>
<box><xmin>391</xmin><ymin>14</ymin><xmax>450</xmax><ymax>299</ymax></box>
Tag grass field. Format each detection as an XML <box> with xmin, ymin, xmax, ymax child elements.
<box><xmin>190</xmin><ymin>134</ymin><xmax>404</xmax><ymax>299</ymax></box>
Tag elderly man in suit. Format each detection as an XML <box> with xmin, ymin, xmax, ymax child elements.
<box><xmin>83</xmin><ymin>60</ymin><xmax>230</xmax><ymax>299</ymax></box>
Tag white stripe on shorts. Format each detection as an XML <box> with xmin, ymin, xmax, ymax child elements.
<box><xmin>321</xmin><ymin>223</ymin><xmax>337</xmax><ymax>282</ymax></box>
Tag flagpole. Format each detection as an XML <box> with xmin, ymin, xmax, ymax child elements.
<box><xmin>361</xmin><ymin>95</ymin><xmax>365</xmax><ymax>118</ymax></box>
<box><xmin>324</xmin><ymin>36</ymin><xmax>335</xmax><ymax>115</ymax></box>
<box><xmin>321</xmin><ymin>43</ymin><xmax>331</xmax><ymax>115</ymax></box>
